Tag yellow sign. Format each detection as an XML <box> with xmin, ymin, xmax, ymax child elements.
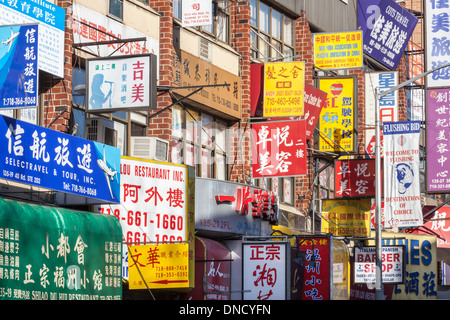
<box><xmin>318</xmin><ymin>77</ymin><xmax>356</xmax><ymax>152</ymax></box>
<box><xmin>314</xmin><ymin>31</ymin><xmax>363</xmax><ymax>70</ymax></box>
<box><xmin>128</xmin><ymin>243</ymin><xmax>190</xmax><ymax>290</ymax></box>
<box><xmin>321</xmin><ymin>199</ymin><xmax>370</xmax><ymax>237</ymax></box>
<box><xmin>263</xmin><ymin>61</ymin><xmax>304</xmax><ymax>117</ymax></box>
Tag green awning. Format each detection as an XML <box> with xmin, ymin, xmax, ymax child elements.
<box><xmin>0</xmin><ymin>198</ymin><xmax>122</xmax><ymax>300</ymax></box>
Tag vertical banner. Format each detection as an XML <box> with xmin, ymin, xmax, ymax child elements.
<box><xmin>242</xmin><ymin>241</ymin><xmax>287</xmax><ymax>300</ymax></box>
<box><xmin>263</xmin><ymin>61</ymin><xmax>305</xmax><ymax>118</ymax></box>
<box><xmin>318</xmin><ymin>77</ymin><xmax>357</xmax><ymax>153</ymax></box>
<box><xmin>383</xmin><ymin>121</ymin><xmax>422</xmax><ymax>228</ymax></box>
<box><xmin>426</xmin><ymin>88</ymin><xmax>450</xmax><ymax>193</ymax></box>
<box><xmin>251</xmin><ymin>120</ymin><xmax>307</xmax><ymax>177</ymax></box>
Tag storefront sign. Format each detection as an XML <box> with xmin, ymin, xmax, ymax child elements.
<box><xmin>334</xmin><ymin>159</ymin><xmax>378</xmax><ymax>198</ymax></box>
<box><xmin>0</xmin><ymin>24</ymin><xmax>38</xmax><ymax>109</ymax></box>
<box><xmin>303</xmin><ymin>84</ymin><xmax>327</xmax><ymax>140</ymax></box>
<box><xmin>365</xmin><ymin>72</ymin><xmax>398</xmax><ymax>157</ymax></box>
<box><xmin>354</xmin><ymin>246</ymin><xmax>405</xmax><ymax>284</ymax></box>
<box><xmin>263</xmin><ymin>61</ymin><xmax>304</xmax><ymax>117</ymax></box>
<box><xmin>172</xmin><ymin>49</ymin><xmax>241</xmax><ymax>120</ymax></box>
<box><xmin>358</xmin><ymin>0</ymin><xmax>417</xmax><ymax>70</ymax></box>
<box><xmin>298</xmin><ymin>236</ymin><xmax>331</xmax><ymax>300</ymax></box>
<box><xmin>0</xmin><ymin>0</ymin><xmax>65</xmax><ymax>78</ymax></box>
<box><xmin>425</xmin><ymin>0</ymin><xmax>450</xmax><ymax>87</ymax></box>
<box><xmin>383</xmin><ymin>121</ymin><xmax>422</xmax><ymax>228</ymax></box>
<box><xmin>128</xmin><ymin>243</ymin><xmax>190</xmax><ymax>290</ymax></box>
<box><xmin>426</xmin><ymin>88</ymin><xmax>450</xmax><ymax>193</ymax></box>
<box><xmin>314</xmin><ymin>31</ymin><xmax>363</xmax><ymax>70</ymax></box>
<box><xmin>251</xmin><ymin>120</ymin><xmax>307</xmax><ymax>177</ymax></box>
<box><xmin>86</xmin><ymin>54</ymin><xmax>157</xmax><ymax>112</ymax></box>
<box><xmin>0</xmin><ymin>115</ymin><xmax>121</xmax><ymax>203</ymax></box>
<box><xmin>321</xmin><ymin>199</ymin><xmax>371</xmax><ymax>237</ymax></box>
<box><xmin>318</xmin><ymin>77</ymin><xmax>357</xmax><ymax>153</ymax></box>
<box><xmin>182</xmin><ymin>0</ymin><xmax>212</xmax><ymax>27</ymax></box>
<box><xmin>0</xmin><ymin>198</ymin><xmax>122</xmax><ymax>300</ymax></box>
<box><xmin>195</xmin><ymin>178</ymin><xmax>276</xmax><ymax>236</ymax></box>
<box><xmin>242</xmin><ymin>241</ymin><xmax>288</xmax><ymax>300</ymax></box>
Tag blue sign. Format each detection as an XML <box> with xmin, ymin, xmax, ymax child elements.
<box><xmin>358</xmin><ymin>0</ymin><xmax>418</xmax><ymax>70</ymax></box>
<box><xmin>0</xmin><ymin>24</ymin><xmax>38</xmax><ymax>109</ymax></box>
<box><xmin>0</xmin><ymin>115</ymin><xmax>121</xmax><ymax>203</ymax></box>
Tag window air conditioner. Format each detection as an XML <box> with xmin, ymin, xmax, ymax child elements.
<box><xmin>130</xmin><ymin>136</ymin><xmax>169</xmax><ymax>162</ymax></box>
<box><xmin>85</xmin><ymin>117</ymin><xmax>117</xmax><ymax>147</ymax></box>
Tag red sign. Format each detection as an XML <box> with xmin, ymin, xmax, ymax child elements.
<box><xmin>252</xmin><ymin>120</ymin><xmax>307</xmax><ymax>178</ymax></box>
<box><xmin>298</xmin><ymin>236</ymin><xmax>331</xmax><ymax>300</ymax></box>
<box><xmin>303</xmin><ymin>84</ymin><xmax>327</xmax><ymax>140</ymax></box>
<box><xmin>334</xmin><ymin>159</ymin><xmax>380</xmax><ymax>198</ymax></box>
<box><xmin>422</xmin><ymin>206</ymin><xmax>450</xmax><ymax>248</ymax></box>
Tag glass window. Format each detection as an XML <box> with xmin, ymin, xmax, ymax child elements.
<box><xmin>284</xmin><ymin>17</ymin><xmax>294</xmax><ymax>46</ymax></box>
<box><xmin>250</xmin><ymin>0</ymin><xmax>258</xmax><ymax>26</ymax></box>
<box><xmin>259</xmin><ymin>2</ymin><xmax>270</xmax><ymax>34</ymax></box>
<box><xmin>173</xmin><ymin>0</ymin><xmax>181</xmax><ymax>20</ymax></box>
<box><xmin>109</xmin><ymin>0</ymin><xmax>123</xmax><ymax>19</ymax></box>
<box><xmin>271</xmin><ymin>9</ymin><xmax>282</xmax><ymax>39</ymax></box>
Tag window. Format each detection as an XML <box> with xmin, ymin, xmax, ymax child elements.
<box><xmin>200</xmin><ymin>1</ymin><xmax>230</xmax><ymax>43</ymax></box>
<box><xmin>109</xmin><ymin>0</ymin><xmax>123</xmax><ymax>20</ymax></box>
<box><xmin>171</xmin><ymin>105</ymin><xmax>228</xmax><ymax>179</ymax></box>
<box><xmin>249</xmin><ymin>0</ymin><xmax>295</xmax><ymax>61</ymax></box>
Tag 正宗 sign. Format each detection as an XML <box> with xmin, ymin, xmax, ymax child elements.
<box><xmin>182</xmin><ymin>0</ymin><xmax>212</xmax><ymax>27</ymax></box>
<box><xmin>0</xmin><ymin>0</ymin><xmax>65</xmax><ymax>78</ymax></box>
<box><xmin>251</xmin><ymin>120</ymin><xmax>307</xmax><ymax>177</ymax></box>
<box><xmin>0</xmin><ymin>24</ymin><xmax>38</xmax><ymax>109</ymax></box>
<box><xmin>0</xmin><ymin>198</ymin><xmax>122</xmax><ymax>300</ymax></box>
<box><xmin>358</xmin><ymin>0</ymin><xmax>418</xmax><ymax>70</ymax></box>
<box><xmin>263</xmin><ymin>61</ymin><xmax>305</xmax><ymax>117</ymax></box>
<box><xmin>426</xmin><ymin>88</ymin><xmax>450</xmax><ymax>193</ymax></box>
<box><xmin>314</xmin><ymin>31</ymin><xmax>363</xmax><ymax>70</ymax></box>
<box><xmin>383</xmin><ymin>121</ymin><xmax>422</xmax><ymax>228</ymax></box>
<box><xmin>0</xmin><ymin>115</ymin><xmax>121</xmax><ymax>203</ymax></box>
<box><xmin>425</xmin><ymin>0</ymin><xmax>450</xmax><ymax>87</ymax></box>
<box><xmin>86</xmin><ymin>54</ymin><xmax>157</xmax><ymax>113</ymax></box>
<box><xmin>354</xmin><ymin>246</ymin><xmax>405</xmax><ymax>284</ymax></box>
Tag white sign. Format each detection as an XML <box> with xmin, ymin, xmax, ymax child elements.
<box><xmin>383</xmin><ymin>121</ymin><xmax>423</xmax><ymax>228</ymax></box>
<box><xmin>354</xmin><ymin>246</ymin><xmax>404</xmax><ymax>284</ymax></box>
<box><xmin>86</xmin><ymin>54</ymin><xmax>157</xmax><ymax>112</ymax></box>
<box><xmin>242</xmin><ymin>241</ymin><xmax>287</xmax><ymax>300</ymax></box>
<box><xmin>182</xmin><ymin>0</ymin><xmax>212</xmax><ymax>27</ymax></box>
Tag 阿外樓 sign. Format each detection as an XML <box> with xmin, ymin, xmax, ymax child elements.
<box><xmin>0</xmin><ymin>115</ymin><xmax>121</xmax><ymax>203</ymax></box>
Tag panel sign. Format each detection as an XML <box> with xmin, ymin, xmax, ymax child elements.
<box><xmin>263</xmin><ymin>61</ymin><xmax>305</xmax><ymax>117</ymax></box>
<box><xmin>86</xmin><ymin>54</ymin><xmax>157</xmax><ymax>113</ymax></box>
<box><xmin>426</xmin><ymin>88</ymin><xmax>450</xmax><ymax>192</ymax></box>
<box><xmin>334</xmin><ymin>159</ymin><xmax>378</xmax><ymax>198</ymax></box>
<box><xmin>0</xmin><ymin>0</ymin><xmax>65</xmax><ymax>78</ymax></box>
<box><xmin>252</xmin><ymin>120</ymin><xmax>307</xmax><ymax>178</ymax></box>
<box><xmin>0</xmin><ymin>115</ymin><xmax>121</xmax><ymax>203</ymax></box>
<box><xmin>182</xmin><ymin>0</ymin><xmax>212</xmax><ymax>27</ymax></box>
<box><xmin>0</xmin><ymin>24</ymin><xmax>38</xmax><ymax>109</ymax></box>
<box><xmin>314</xmin><ymin>31</ymin><xmax>363</xmax><ymax>70</ymax></box>
<box><xmin>128</xmin><ymin>243</ymin><xmax>190</xmax><ymax>290</ymax></box>
<box><xmin>354</xmin><ymin>246</ymin><xmax>405</xmax><ymax>284</ymax></box>
<box><xmin>0</xmin><ymin>198</ymin><xmax>122</xmax><ymax>300</ymax></box>
<box><xmin>318</xmin><ymin>77</ymin><xmax>357</xmax><ymax>153</ymax></box>
<box><xmin>242</xmin><ymin>241</ymin><xmax>287</xmax><ymax>300</ymax></box>
<box><xmin>358</xmin><ymin>0</ymin><xmax>417</xmax><ymax>70</ymax></box>
<box><xmin>303</xmin><ymin>84</ymin><xmax>327</xmax><ymax>140</ymax></box>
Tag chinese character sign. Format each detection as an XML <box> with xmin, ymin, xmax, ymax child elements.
<box><xmin>334</xmin><ymin>159</ymin><xmax>378</xmax><ymax>198</ymax></box>
<box><xmin>251</xmin><ymin>120</ymin><xmax>307</xmax><ymax>178</ymax></box>
<box><xmin>358</xmin><ymin>0</ymin><xmax>418</xmax><ymax>70</ymax></box>
<box><xmin>426</xmin><ymin>89</ymin><xmax>450</xmax><ymax>192</ymax></box>
<box><xmin>303</xmin><ymin>84</ymin><xmax>328</xmax><ymax>140</ymax></box>
<box><xmin>298</xmin><ymin>237</ymin><xmax>331</xmax><ymax>300</ymax></box>
<box><xmin>87</xmin><ymin>54</ymin><xmax>157</xmax><ymax>113</ymax></box>
<box><xmin>318</xmin><ymin>77</ymin><xmax>357</xmax><ymax>153</ymax></box>
<box><xmin>314</xmin><ymin>30</ymin><xmax>363</xmax><ymax>70</ymax></box>
<box><xmin>242</xmin><ymin>242</ymin><xmax>287</xmax><ymax>300</ymax></box>
<box><xmin>0</xmin><ymin>115</ymin><xmax>121</xmax><ymax>203</ymax></box>
<box><xmin>425</xmin><ymin>0</ymin><xmax>450</xmax><ymax>87</ymax></box>
<box><xmin>182</xmin><ymin>0</ymin><xmax>212</xmax><ymax>27</ymax></box>
<box><xmin>0</xmin><ymin>198</ymin><xmax>122</xmax><ymax>300</ymax></box>
<box><xmin>263</xmin><ymin>61</ymin><xmax>305</xmax><ymax>117</ymax></box>
<box><xmin>128</xmin><ymin>243</ymin><xmax>190</xmax><ymax>290</ymax></box>
<box><xmin>0</xmin><ymin>24</ymin><xmax>38</xmax><ymax>109</ymax></box>
<box><xmin>383</xmin><ymin>121</ymin><xmax>422</xmax><ymax>228</ymax></box>
<box><xmin>423</xmin><ymin>206</ymin><xmax>450</xmax><ymax>249</ymax></box>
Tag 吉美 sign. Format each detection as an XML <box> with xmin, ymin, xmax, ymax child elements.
<box><xmin>0</xmin><ymin>24</ymin><xmax>38</xmax><ymax>109</ymax></box>
<box><xmin>263</xmin><ymin>61</ymin><xmax>305</xmax><ymax>117</ymax></box>
<box><xmin>0</xmin><ymin>115</ymin><xmax>121</xmax><ymax>203</ymax></box>
<box><xmin>86</xmin><ymin>54</ymin><xmax>157</xmax><ymax>113</ymax></box>
<box><xmin>314</xmin><ymin>31</ymin><xmax>363</xmax><ymax>70</ymax></box>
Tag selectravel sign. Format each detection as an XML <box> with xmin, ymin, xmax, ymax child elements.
<box><xmin>0</xmin><ymin>115</ymin><xmax>121</xmax><ymax>203</ymax></box>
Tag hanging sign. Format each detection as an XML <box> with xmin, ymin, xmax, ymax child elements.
<box><xmin>334</xmin><ymin>159</ymin><xmax>378</xmax><ymax>198</ymax></box>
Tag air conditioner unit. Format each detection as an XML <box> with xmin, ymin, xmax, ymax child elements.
<box><xmin>85</xmin><ymin>117</ymin><xmax>117</xmax><ymax>147</ymax></box>
<box><xmin>130</xmin><ymin>136</ymin><xmax>169</xmax><ymax>162</ymax></box>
